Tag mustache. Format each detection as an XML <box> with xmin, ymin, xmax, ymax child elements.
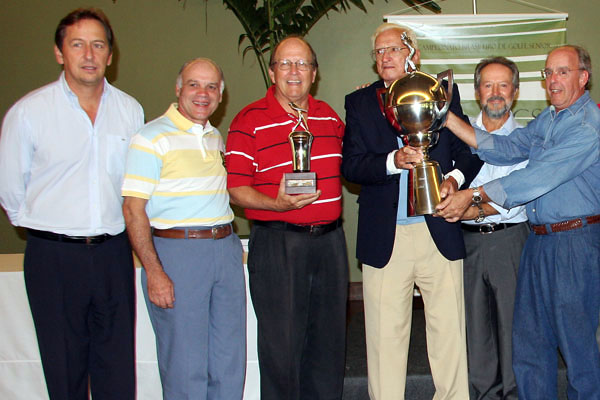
<box><xmin>486</xmin><ymin>96</ymin><xmax>507</xmax><ymax>103</ymax></box>
<box><xmin>482</xmin><ymin>96</ymin><xmax>513</xmax><ymax>119</ymax></box>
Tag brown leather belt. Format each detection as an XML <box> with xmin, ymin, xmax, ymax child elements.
<box><xmin>153</xmin><ymin>225</ymin><xmax>232</xmax><ymax>240</ymax></box>
<box><xmin>531</xmin><ymin>215</ymin><xmax>600</xmax><ymax>235</ymax></box>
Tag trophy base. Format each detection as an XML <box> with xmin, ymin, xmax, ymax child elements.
<box><xmin>285</xmin><ymin>172</ymin><xmax>316</xmax><ymax>194</ymax></box>
<box><xmin>409</xmin><ymin>160</ymin><xmax>443</xmax><ymax>216</ymax></box>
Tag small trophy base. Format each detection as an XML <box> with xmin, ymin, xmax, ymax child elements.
<box><xmin>409</xmin><ymin>160</ymin><xmax>443</xmax><ymax>216</ymax></box>
<box><xmin>285</xmin><ymin>172</ymin><xmax>316</xmax><ymax>194</ymax></box>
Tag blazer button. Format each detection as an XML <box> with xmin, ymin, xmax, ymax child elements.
<box><xmin>392</xmin><ymin>202</ymin><xmax>398</xmax><ymax>208</ymax></box>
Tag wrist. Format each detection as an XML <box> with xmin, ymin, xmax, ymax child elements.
<box><xmin>471</xmin><ymin>187</ymin><xmax>485</xmax><ymax>223</ymax></box>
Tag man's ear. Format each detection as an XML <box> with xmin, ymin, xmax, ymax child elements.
<box><xmin>268</xmin><ymin>67</ymin><xmax>276</xmax><ymax>85</ymax></box>
<box><xmin>54</xmin><ymin>45</ymin><xmax>64</xmax><ymax>65</ymax></box>
<box><xmin>580</xmin><ymin>70</ymin><xmax>590</xmax><ymax>90</ymax></box>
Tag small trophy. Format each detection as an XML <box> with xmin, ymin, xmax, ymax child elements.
<box><xmin>284</xmin><ymin>103</ymin><xmax>316</xmax><ymax>194</ymax></box>
<box><xmin>378</xmin><ymin>32</ymin><xmax>452</xmax><ymax>215</ymax></box>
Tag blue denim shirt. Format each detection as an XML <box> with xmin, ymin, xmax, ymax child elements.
<box><xmin>473</xmin><ymin>91</ymin><xmax>600</xmax><ymax>225</ymax></box>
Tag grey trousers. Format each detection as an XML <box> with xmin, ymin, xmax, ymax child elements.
<box><xmin>463</xmin><ymin>222</ymin><xmax>529</xmax><ymax>400</ymax></box>
<box><xmin>143</xmin><ymin>230</ymin><xmax>246</xmax><ymax>400</ymax></box>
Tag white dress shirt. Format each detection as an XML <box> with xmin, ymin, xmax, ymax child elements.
<box><xmin>0</xmin><ymin>72</ymin><xmax>144</xmax><ymax>236</ymax></box>
<box><xmin>463</xmin><ymin>111</ymin><xmax>528</xmax><ymax>225</ymax></box>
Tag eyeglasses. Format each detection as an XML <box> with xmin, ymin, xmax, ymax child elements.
<box><xmin>271</xmin><ymin>59</ymin><xmax>314</xmax><ymax>71</ymax></box>
<box><xmin>371</xmin><ymin>46</ymin><xmax>407</xmax><ymax>60</ymax></box>
<box><xmin>541</xmin><ymin>67</ymin><xmax>584</xmax><ymax>79</ymax></box>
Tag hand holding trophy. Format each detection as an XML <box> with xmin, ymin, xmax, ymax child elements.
<box><xmin>377</xmin><ymin>32</ymin><xmax>453</xmax><ymax>215</ymax></box>
<box><xmin>284</xmin><ymin>102</ymin><xmax>317</xmax><ymax>194</ymax></box>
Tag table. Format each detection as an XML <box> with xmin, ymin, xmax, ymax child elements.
<box><xmin>0</xmin><ymin>241</ymin><xmax>259</xmax><ymax>399</ymax></box>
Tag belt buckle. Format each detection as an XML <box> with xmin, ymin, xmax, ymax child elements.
<box><xmin>479</xmin><ymin>224</ymin><xmax>495</xmax><ymax>235</ymax></box>
<box><xmin>308</xmin><ymin>224</ymin><xmax>322</xmax><ymax>235</ymax></box>
<box><xmin>211</xmin><ymin>227</ymin><xmax>218</xmax><ymax>239</ymax></box>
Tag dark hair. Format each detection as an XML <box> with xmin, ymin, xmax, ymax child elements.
<box><xmin>268</xmin><ymin>35</ymin><xmax>318</xmax><ymax>70</ymax></box>
<box><xmin>55</xmin><ymin>8</ymin><xmax>114</xmax><ymax>52</ymax></box>
<box><xmin>474</xmin><ymin>56</ymin><xmax>520</xmax><ymax>91</ymax></box>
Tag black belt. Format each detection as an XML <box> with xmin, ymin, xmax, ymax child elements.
<box><xmin>27</xmin><ymin>229</ymin><xmax>117</xmax><ymax>244</ymax></box>
<box><xmin>461</xmin><ymin>222</ymin><xmax>523</xmax><ymax>234</ymax></box>
<box><xmin>253</xmin><ymin>219</ymin><xmax>342</xmax><ymax>236</ymax></box>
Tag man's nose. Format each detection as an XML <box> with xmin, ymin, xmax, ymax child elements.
<box><xmin>84</xmin><ymin>44</ymin><xmax>93</xmax><ymax>59</ymax></box>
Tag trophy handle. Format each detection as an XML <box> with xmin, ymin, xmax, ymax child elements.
<box><xmin>401</xmin><ymin>32</ymin><xmax>417</xmax><ymax>73</ymax></box>
<box><xmin>376</xmin><ymin>87</ymin><xmax>387</xmax><ymax>116</ymax></box>
<box><xmin>377</xmin><ymin>87</ymin><xmax>404</xmax><ymax>134</ymax></box>
<box><xmin>436</xmin><ymin>69</ymin><xmax>453</xmax><ymax>117</ymax></box>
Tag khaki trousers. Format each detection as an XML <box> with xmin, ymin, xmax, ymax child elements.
<box><xmin>363</xmin><ymin>223</ymin><xmax>468</xmax><ymax>400</ymax></box>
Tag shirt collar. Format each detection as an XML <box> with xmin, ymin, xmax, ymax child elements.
<box><xmin>550</xmin><ymin>90</ymin><xmax>592</xmax><ymax>117</ymax></box>
<box><xmin>473</xmin><ymin>111</ymin><xmax>518</xmax><ymax>135</ymax></box>
<box><xmin>164</xmin><ymin>103</ymin><xmax>214</xmax><ymax>135</ymax></box>
<box><xmin>265</xmin><ymin>85</ymin><xmax>316</xmax><ymax>118</ymax></box>
<box><xmin>59</xmin><ymin>71</ymin><xmax>109</xmax><ymax>106</ymax></box>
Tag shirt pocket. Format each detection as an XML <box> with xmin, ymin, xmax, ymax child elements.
<box><xmin>105</xmin><ymin>134</ymin><xmax>131</xmax><ymax>177</ymax></box>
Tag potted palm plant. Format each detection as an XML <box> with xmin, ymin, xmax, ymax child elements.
<box><xmin>221</xmin><ymin>0</ymin><xmax>441</xmax><ymax>87</ymax></box>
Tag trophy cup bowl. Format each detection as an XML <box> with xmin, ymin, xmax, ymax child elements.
<box><xmin>384</xmin><ymin>69</ymin><xmax>453</xmax><ymax>215</ymax></box>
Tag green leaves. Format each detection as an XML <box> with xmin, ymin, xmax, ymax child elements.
<box><xmin>157</xmin><ymin>0</ymin><xmax>442</xmax><ymax>88</ymax></box>
<box><xmin>221</xmin><ymin>0</ymin><xmax>442</xmax><ymax>88</ymax></box>
<box><xmin>222</xmin><ymin>0</ymin><xmax>373</xmax><ymax>87</ymax></box>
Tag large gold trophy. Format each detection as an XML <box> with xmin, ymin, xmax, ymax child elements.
<box><xmin>284</xmin><ymin>103</ymin><xmax>316</xmax><ymax>194</ymax></box>
<box><xmin>378</xmin><ymin>32</ymin><xmax>453</xmax><ymax>216</ymax></box>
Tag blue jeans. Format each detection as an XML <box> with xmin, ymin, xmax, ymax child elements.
<box><xmin>513</xmin><ymin>223</ymin><xmax>600</xmax><ymax>399</ymax></box>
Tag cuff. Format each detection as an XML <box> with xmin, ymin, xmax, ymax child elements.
<box><xmin>445</xmin><ymin>169</ymin><xmax>465</xmax><ymax>188</ymax></box>
<box><xmin>386</xmin><ymin>150</ymin><xmax>404</xmax><ymax>175</ymax></box>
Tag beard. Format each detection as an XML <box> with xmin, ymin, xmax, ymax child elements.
<box><xmin>482</xmin><ymin>96</ymin><xmax>513</xmax><ymax>119</ymax></box>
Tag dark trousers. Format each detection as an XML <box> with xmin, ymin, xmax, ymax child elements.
<box><xmin>463</xmin><ymin>222</ymin><xmax>529</xmax><ymax>400</ymax></box>
<box><xmin>248</xmin><ymin>224</ymin><xmax>349</xmax><ymax>400</ymax></box>
<box><xmin>24</xmin><ymin>233</ymin><xmax>136</xmax><ymax>400</ymax></box>
<box><xmin>513</xmin><ymin>224</ymin><xmax>600</xmax><ymax>399</ymax></box>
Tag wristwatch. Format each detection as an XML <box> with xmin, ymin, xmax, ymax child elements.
<box><xmin>472</xmin><ymin>187</ymin><xmax>485</xmax><ymax>223</ymax></box>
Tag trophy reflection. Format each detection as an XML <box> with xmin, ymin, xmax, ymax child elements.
<box><xmin>285</xmin><ymin>103</ymin><xmax>316</xmax><ymax>194</ymax></box>
<box><xmin>378</xmin><ymin>32</ymin><xmax>453</xmax><ymax>215</ymax></box>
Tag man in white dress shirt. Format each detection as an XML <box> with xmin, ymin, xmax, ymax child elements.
<box><xmin>459</xmin><ymin>57</ymin><xmax>528</xmax><ymax>400</ymax></box>
<box><xmin>0</xmin><ymin>8</ymin><xmax>143</xmax><ymax>400</ymax></box>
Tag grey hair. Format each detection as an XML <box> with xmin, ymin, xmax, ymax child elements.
<box><xmin>552</xmin><ymin>45</ymin><xmax>592</xmax><ymax>90</ymax></box>
<box><xmin>474</xmin><ymin>56</ymin><xmax>520</xmax><ymax>91</ymax></box>
<box><xmin>175</xmin><ymin>58</ymin><xmax>225</xmax><ymax>94</ymax></box>
<box><xmin>371</xmin><ymin>23</ymin><xmax>418</xmax><ymax>50</ymax></box>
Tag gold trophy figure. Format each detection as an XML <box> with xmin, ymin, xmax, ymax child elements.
<box><xmin>284</xmin><ymin>103</ymin><xmax>316</xmax><ymax>194</ymax></box>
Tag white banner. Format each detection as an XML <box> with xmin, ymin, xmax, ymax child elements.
<box><xmin>385</xmin><ymin>13</ymin><xmax>568</xmax><ymax>121</ymax></box>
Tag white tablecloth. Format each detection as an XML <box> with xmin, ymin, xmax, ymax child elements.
<box><xmin>0</xmin><ymin>243</ymin><xmax>259</xmax><ymax>399</ymax></box>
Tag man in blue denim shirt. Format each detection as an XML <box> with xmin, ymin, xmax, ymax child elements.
<box><xmin>437</xmin><ymin>45</ymin><xmax>600</xmax><ymax>399</ymax></box>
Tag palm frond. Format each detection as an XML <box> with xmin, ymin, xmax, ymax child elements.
<box><xmin>221</xmin><ymin>0</ymin><xmax>443</xmax><ymax>88</ymax></box>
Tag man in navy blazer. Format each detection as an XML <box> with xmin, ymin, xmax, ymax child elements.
<box><xmin>342</xmin><ymin>23</ymin><xmax>482</xmax><ymax>399</ymax></box>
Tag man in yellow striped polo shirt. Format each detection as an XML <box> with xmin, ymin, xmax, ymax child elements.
<box><xmin>122</xmin><ymin>58</ymin><xmax>246</xmax><ymax>400</ymax></box>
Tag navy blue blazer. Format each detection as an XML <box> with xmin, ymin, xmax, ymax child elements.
<box><xmin>342</xmin><ymin>79</ymin><xmax>483</xmax><ymax>268</ymax></box>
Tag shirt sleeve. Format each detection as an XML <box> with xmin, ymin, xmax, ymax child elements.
<box><xmin>0</xmin><ymin>105</ymin><xmax>33</xmax><ymax>225</ymax></box>
<box><xmin>121</xmin><ymin>133</ymin><xmax>162</xmax><ymax>199</ymax></box>
<box><xmin>225</xmin><ymin>112</ymin><xmax>256</xmax><ymax>189</ymax></box>
<box><xmin>484</xmin><ymin>116</ymin><xmax>599</xmax><ymax>209</ymax></box>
